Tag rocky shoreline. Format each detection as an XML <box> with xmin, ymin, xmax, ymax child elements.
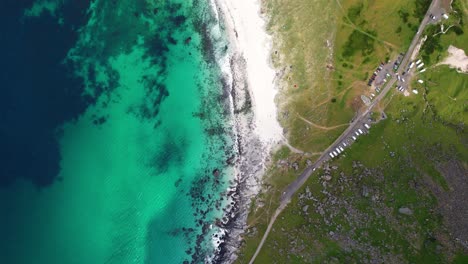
<box><xmin>212</xmin><ymin>53</ymin><xmax>271</xmax><ymax>264</ymax></box>
<box><xmin>192</xmin><ymin>0</ymin><xmax>283</xmax><ymax>262</ymax></box>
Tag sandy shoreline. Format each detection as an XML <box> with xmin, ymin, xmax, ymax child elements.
<box><xmin>218</xmin><ymin>0</ymin><xmax>283</xmax><ymax>145</ymax></box>
<box><xmin>208</xmin><ymin>0</ymin><xmax>283</xmax><ymax>262</ymax></box>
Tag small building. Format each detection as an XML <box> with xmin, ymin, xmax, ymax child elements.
<box><xmin>360</xmin><ymin>95</ymin><xmax>371</xmax><ymax>106</ymax></box>
<box><xmin>418</xmin><ymin>80</ymin><xmax>424</xmax><ymax>84</ymax></box>
<box><xmin>412</xmin><ymin>89</ymin><xmax>419</xmax><ymax>94</ymax></box>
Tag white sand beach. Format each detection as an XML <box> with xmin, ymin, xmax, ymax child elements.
<box><xmin>208</xmin><ymin>0</ymin><xmax>284</xmax><ymax>262</ymax></box>
<box><xmin>217</xmin><ymin>0</ymin><xmax>283</xmax><ymax>145</ymax></box>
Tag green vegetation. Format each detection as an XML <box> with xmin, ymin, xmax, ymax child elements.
<box><xmin>236</xmin><ymin>1</ymin><xmax>468</xmax><ymax>263</ymax></box>
<box><xmin>347</xmin><ymin>3</ymin><xmax>364</xmax><ymax>24</ymax></box>
<box><xmin>342</xmin><ymin>30</ymin><xmax>376</xmax><ymax>58</ymax></box>
<box><xmin>238</xmin><ymin>67</ymin><xmax>467</xmax><ymax>261</ymax></box>
<box><xmin>265</xmin><ymin>0</ymin><xmax>427</xmax><ymax>154</ymax></box>
<box><xmin>421</xmin><ymin>0</ymin><xmax>468</xmax><ymax>65</ymax></box>
<box><xmin>398</xmin><ymin>9</ymin><xmax>410</xmax><ymax>24</ymax></box>
<box><xmin>414</xmin><ymin>0</ymin><xmax>432</xmax><ymax>22</ymax></box>
<box><xmin>422</xmin><ymin>25</ymin><xmax>444</xmax><ymax>64</ymax></box>
<box><xmin>454</xmin><ymin>254</ymin><xmax>468</xmax><ymax>264</ymax></box>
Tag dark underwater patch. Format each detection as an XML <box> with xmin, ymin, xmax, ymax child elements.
<box><xmin>151</xmin><ymin>133</ymin><xmax>186</xmax><ymax>174</ymax></box>
<box><xmin>0</xmin><ymin>0</ymin><xmax>91</xmax><ymax>187</ymax></box>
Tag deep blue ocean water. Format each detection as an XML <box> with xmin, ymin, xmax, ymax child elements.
<box><xmin>0</xmin><ymin>0</ymin><xmax>234</xmax><ymax>263</ymax></box>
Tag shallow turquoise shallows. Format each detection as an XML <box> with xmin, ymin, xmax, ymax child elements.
<box><xmin>0</xmin><ymin>0</ymin><xmax>233</xmax><ymax>263</ymax></box>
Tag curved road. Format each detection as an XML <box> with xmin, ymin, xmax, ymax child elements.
<box><xmin>249</xmin><ymin>0</ymin><xmax>441</xmax><ymax>262</ymax></box>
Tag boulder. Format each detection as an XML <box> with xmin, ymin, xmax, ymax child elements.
<box><xmin>361</xmin><ymin>186</ymin><xmax>369</xmax><ymax>197</ymax></box>
<box><xmin>398</xmin><ymin>207</ymin><xmax>413</xmax><ymax>215</ymax></box>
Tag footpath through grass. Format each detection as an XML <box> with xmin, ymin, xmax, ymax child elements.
<box><xmin>237</xmin><ymin>0</ymin><xmax>468</xmax><ymax>263</ymax></box>
<box><xmin>268</xmin><ymin>0</ymin><xmax>431</xmax><ymax>154</ymax></box>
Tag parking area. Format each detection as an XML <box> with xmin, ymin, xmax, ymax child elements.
<box><xmin>428</xmin><ymin>7</ymin><xmax>449</xmax><ymax>25</ymax></box>
<box><xmin>325</xmin><ymin>0</ymin><xmax>449</xmax><ymax>161</ymax></box>
<box><xmin>366</xmin><ymin>60</ymin><xmax>395</xmax><ymax>100</ymax></box>
<box><xmin>394</xmin><ymin>57</ymin><xmax>428</xmax><ymax>93</ymax></box>
<box><xmin>327</xmin><ymin>119</ymin><xmax>373</xmax><ymax>160</ymax></box>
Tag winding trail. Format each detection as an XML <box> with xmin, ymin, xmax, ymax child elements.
<box><xmin>334</xmin><ymin>0</ymin><xmax>397</xmax><ymax>49</ymax></box>
<box><xmin>297</xmin><ymin>113</ymin><xmax>349</xmax><ymax>130</ymax></box>
<box><xmin>282</xmin><ymin>136</ymin><xmax>322</xmax><ymax>156</ymax></box>
<box><xmin>248</xmin><ymin>204</ymin><xmax>286</xmax><ymax>264</ymax></box>
<box><xmin>248</xmin><ymin>1</ymin><xmax>439</xmax><ymax>262</ymax></box>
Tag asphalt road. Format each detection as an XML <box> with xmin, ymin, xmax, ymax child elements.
<box><xmin>280</xmin><ymin>0</ymin><xmax>442</xmax><ymax>208</ymax></box>
<box><xmin>249</xmin><ymin>1</ymin><xmax>442</xmax><ymax>263</ymax></box>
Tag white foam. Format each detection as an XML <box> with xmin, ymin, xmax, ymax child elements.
<box><xmin>217</xmin><ymin>0</ymin><xmax>283</xmax><ymax>146</ymax></box>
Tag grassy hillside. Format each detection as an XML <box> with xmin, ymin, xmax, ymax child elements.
<box><xmin>267</xmin><ymin>0</ymin><xmax>432</xmax><ymax>153</ymax></box>
<box><xmin>236</xmin><ymin>0</ymin><xmax>468</xmax><ymax>263</ymax></box>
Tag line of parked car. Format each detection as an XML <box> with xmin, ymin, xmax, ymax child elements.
<box><xmin>367</xmin><ymin>62</ymin><xmax>385</xmax><ymax>86</ymax></box>
<box><xmin>328</xmin><ymin>123</ymin><xmax>371</xmax><ymax>159</ymax></box>
<box><xmin>396</xmin><ymin>58</ymin><xmax>427</xmax><ymax>93</ymax></box>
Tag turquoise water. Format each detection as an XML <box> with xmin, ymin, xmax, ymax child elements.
<box><xmin>0</xmin><ymin>0</ymin><xmax>234</xmax><ymax>263</ymax></box>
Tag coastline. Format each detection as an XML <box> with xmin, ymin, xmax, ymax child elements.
<box><xmin>209</xmin><ymin>0</ymin><xmax>284</xmax><ymax>262</ymax></box>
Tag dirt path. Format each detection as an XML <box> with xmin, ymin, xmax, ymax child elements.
<box><xmin>248</xmin><ymin>1</ymin><xmax>438</xmax><ymax>262</ymax></box>
<box><xmin>335</xmin><ymin>0</ymin><xmax>398</xmax><ymax>49</ymax></box>
<box><xmin>310</xmin><ymin>80</ymin><xmax>361</xmax><ymax>110</ymax></box>
<box><xmin>282</xmin><ymin>137</ymin><xmax>322</xmax><ymax>156</ymax></box>
<box><xmin>297</xmin><ymin>113</ymin><xmax>349</xmax><ymax>130</ymax></box>
<box><xmin>248</xmin><ymin>204</ymin><xmax>286</xmax><ymax>264</ymax></box>
<box><xmin>342</xmin><ymin>22</ymin><xmax>398</xmax><ymax>49</ymax></box>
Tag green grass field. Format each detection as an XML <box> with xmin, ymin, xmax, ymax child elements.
<box><xmin>236</xmin><ymin>0</ymin><xmax>468</xmax><ymax>263</ymax></box>
<box><xmin>267</xmin><ymin>0</ymin><xmax>433</xmax><ymax>154</ymax></box>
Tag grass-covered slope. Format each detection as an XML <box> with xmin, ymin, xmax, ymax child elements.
<box><xmin>236</xmin><ymin>0</ymin><xmax>468</xmax><ymax>263</ymax></box>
